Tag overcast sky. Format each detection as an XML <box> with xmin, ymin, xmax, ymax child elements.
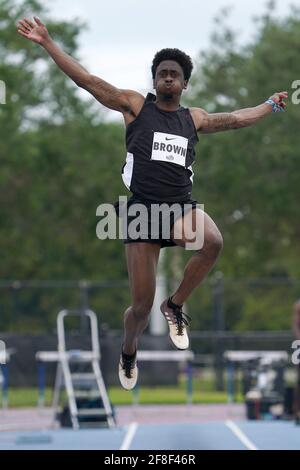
<box><xmin>25</xmin><ymin>0</ymin><xmax>295</xmax><ymax>121</ymax></box>
<box><xmin>46</xmin><ymin>0</ymin><xmax>295</xmax><ymax>92</ymax></box>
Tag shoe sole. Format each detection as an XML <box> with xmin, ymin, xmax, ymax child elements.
<box><xmin>168</xmin><ymin>334</ymin><xmax>189</xmax><ymax>351</ymax></box>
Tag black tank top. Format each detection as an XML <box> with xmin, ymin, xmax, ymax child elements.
<box><xmin>122</xmin><ymin>92</ymin><xmax>199</xmax><ymax>202</ymax></box>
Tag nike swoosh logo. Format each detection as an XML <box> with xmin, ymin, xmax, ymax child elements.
<box><xmin>165</xmin><ymin>137</ymin><xmax>177</xmax><ymax>141</ymax></box>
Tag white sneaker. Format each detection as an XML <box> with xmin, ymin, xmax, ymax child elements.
<box><xmin>160</xmin><ymin>298</ymin><xmax>191</xmax><ymax>350</ymax></box>
<box><xmin>118</xmin><ymin>352</ymin><xmax>138</xmax><ymax>390</ymax></box>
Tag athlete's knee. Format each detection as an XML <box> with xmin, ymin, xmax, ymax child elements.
<box><xmin>132</xmin><ymin>299</ymin><xmax>154</xmax><ymax>321</ymax></box>
<box><xmin>202</xmin><ymin>230</ymin><xmax>223</xmax><ymax>259</ymax></box>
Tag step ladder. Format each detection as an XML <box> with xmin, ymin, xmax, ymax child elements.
<box><xmin>51</xmin><ymin>309</ymin><xmax>115</xmax><ymax>430</ymax></box>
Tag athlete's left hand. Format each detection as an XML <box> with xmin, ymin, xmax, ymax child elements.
<box><xmin>269</xmin><ymin>91</ymin><xmax>288</xmax><ymax>110</ymax></box>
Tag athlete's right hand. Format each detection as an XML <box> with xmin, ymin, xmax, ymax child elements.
<box><xmin>17</xmin><ymin>17</ymin><xmax>50</xmax><ymax>45</ymax></box>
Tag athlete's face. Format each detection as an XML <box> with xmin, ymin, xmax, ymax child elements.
<box><xmin>153</xmin><ymin>60</ymin><xmax>188</xmax><ymax>98</ymax></box>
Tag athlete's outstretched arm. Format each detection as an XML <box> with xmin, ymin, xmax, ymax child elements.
<box><xmin>192</xmin><ymin>92</ymin><xmax>288</xmax><ymax>134</ymax></box>
<box><xmin>17</xmin><ymin>17</ymin><xmax>143</xmax><ymax>115</ymax></box>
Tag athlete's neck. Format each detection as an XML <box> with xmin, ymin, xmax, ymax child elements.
<box><xmin>154</xmin><ymin>93</ymin><xmax>181</xmax><ymax>112</ymax></box>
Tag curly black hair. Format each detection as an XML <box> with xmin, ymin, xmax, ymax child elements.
<box><xmin>151</xmin><ymin>48</ymin><xmax>193</xmax><ymax>81</ymax></box>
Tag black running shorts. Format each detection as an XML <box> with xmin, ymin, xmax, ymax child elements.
<box><xmin>114</xmin><ymin>194</ymin><xmax>197</xmax><ymax>248</ymax></box>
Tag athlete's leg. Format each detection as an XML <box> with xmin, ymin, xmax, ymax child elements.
<box><xmin>122</xmin><ymin>242</ymin><xmax>161</xmax><ymax>355</ymax></box>
<box><xmin>171</xmin><ymin>208</ymin><xmax>223</xmax><ymax>305</ymax></box>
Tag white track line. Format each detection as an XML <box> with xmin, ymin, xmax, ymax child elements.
<box><xmin>119</xmin><ymin>422</ymin><xmax>138</xmax><ymax>450</ymax></box>
<box><xmin>226</xmin><ymin>420</ymin><xmax>258</xmax><ymax>450</ymax></box>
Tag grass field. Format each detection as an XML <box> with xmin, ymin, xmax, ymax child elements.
<box><xmin>2</xmin><ymin>376</ymin><xmax>243</xmax><ymax>407</ymax></box>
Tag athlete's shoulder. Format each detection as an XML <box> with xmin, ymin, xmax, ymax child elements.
<box><xmin>120</xmin><ymin>90</ymin><xmax>146</xmax><ymax>126</ymax></box>
<box><xmin>121</xmin><ymin>89</ymin><xmax>145</xmax><ymax>115</ymax></box>
<box><xmin>188</xmin><ymin>107</ymin><xmax>207</xmax><ymax>132</ymax></box>
<box><xmin>122</xmin><ymin>91</ymin><xmax>158</xmax><ymax>126</ymax></box>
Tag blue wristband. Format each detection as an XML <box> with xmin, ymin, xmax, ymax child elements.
<box><xmin>265</xmin><ymin>98</ymin><xmax>284</xmax><ymax>113</ymax></box>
